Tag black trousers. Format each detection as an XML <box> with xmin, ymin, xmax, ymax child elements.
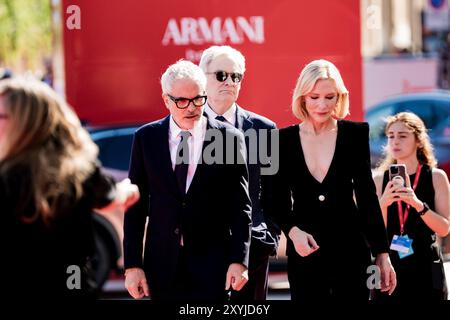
<box><xmin>156</xmin><ymin>246</ymin><xmax>230</xmax><ymax>302</ymax></box>
<box><xmin>287</xmin><ymin>251</ymin><xmax>371</xmax><ymax>301</ymax></box>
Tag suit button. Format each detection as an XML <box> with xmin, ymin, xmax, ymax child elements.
<box><xmin>174</xmin><ymin>228</ymin><xmax>180</xmax><ymax>235</ymax></box>
<box><xmin>318</xmin><ymin>195</ymin><xmax>325</xmax><ymax>201</ymax></box>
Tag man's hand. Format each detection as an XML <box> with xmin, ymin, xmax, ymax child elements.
<box><xmin>225</xmin><ymin>263</ymin><xmax>248</xmax><ymax>291</ymax></box>
<box><xmin>124</xmin><ymin>267</ymin><xmax>150</xmax><ymax>299</ymax></box>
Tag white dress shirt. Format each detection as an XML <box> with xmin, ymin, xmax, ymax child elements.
<box><xmin>204</xmin><ymin>103</ymin><xmax>237</xmax><ymax>127</ymax></box>
<box><xmin>168</xmin><ymin>115</ymin><xmax>207</xmax><ymax>193</ymax></box>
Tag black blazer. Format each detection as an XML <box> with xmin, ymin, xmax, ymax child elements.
<box><xmin>266</xmin><ymin>120</ymin><xmax>389</xmax><ymax>258</ymax></box>
<box><xmin>233</xmin><ymin>106</ymin><xmax>280</xmax><ymax>256</ymax></box>
<box><xmin>123</xmin><ymin>115</ymin><xmax>252</xmax><ymax>299</ymax></box>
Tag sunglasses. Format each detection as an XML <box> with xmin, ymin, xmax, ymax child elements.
<box><xmin>167</xmin><ymin>94</ymin><xmax>207</xmax><ymax>109</ymax></box>
<box><xmin>206</xmin><ymin>71</ymin><xmax>243</xmax><ymax>84</ymax></box>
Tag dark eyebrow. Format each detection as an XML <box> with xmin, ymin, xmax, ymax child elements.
<box><xmin>308</xmin><ymin>92</ymin><xmax>336</xmax><ymax>95</ymax></box>
<box><xmin>387</xmin><ymin>131</ymin><xmax>411</xmax><ymax>134</ymax></box>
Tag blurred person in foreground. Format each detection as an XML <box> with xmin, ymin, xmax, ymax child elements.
<box><xmin>266</xmin><ymin>59</ymin><xmax>396</xmax><ymax>300</ymax></box>
<box><xmin>199</xmin><ymin>45</ymin><xmax>280</xmax><ymax>300</ymax></box>
<box><xmin>0</xmin><ymin>79</ymin><xmax>139</xmax><ymax>299</ymax></box>
<box><xmin>373</xmin><ymin>112</ymin><xmax>449</xmax><ymax>301</ymax></box>
<box><xmin>123</xmin><ymin>60</ymin><xmax>251</xmax><ymax>301</ymax></box>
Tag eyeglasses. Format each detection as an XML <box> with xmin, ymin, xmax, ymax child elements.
<box><xmin>206</xmin><ymin>71</ymin><xmax>243</xmax><ymax>84</ymax></box>
<box><xmin>167</xmin><ymin>94</ymin><xmax>207</xmax><ymax>109</ymax></box>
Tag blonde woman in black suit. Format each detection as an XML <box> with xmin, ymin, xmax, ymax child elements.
<box><xmin>266</xmin><ymin>59</ymin><xmax>396</xmax><ymax>300</ymax></box>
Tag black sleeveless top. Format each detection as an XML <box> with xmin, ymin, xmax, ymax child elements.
<box><xmin>382</xmin><ymin>164</ymin><xmax>436</xmax><ymax>252</ymax></box>
<box><xmin>379</xmin><ymin>165</ymin><xmax>447</xmax><ymax>300</ymax></box>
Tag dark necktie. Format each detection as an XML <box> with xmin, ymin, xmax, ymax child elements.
<box><xmin>215</xmin><ymin>115</ymin><xmax>227</xmax><ymax>122</ymax></box>
<box><xmin>174</xmin><ymin>131</ymin><xmax>190</xmax><ymax>196</ymax></box>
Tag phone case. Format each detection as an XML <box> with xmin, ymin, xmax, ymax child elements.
<box><xmin>389</xmin><ymin>164</ymin><xmax>407</xmax><ymax>187</ymax></box>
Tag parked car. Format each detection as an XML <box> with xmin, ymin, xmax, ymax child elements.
<box><xmin>365</xmin><ymin>91</ymin><xmax>450</xmax><ymax>176</ymax></box>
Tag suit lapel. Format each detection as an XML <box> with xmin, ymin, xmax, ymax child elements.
<box><xmin>236</xmin><ymin>105</ymin><xmax>253</xmax><ymax>132</ymax></box>
<box><xmin>157</xmin><ymin>116</ymin><xmax>183</xmax><ymax>199</ymax></box>
<box><xmin>236</xmin><ymin>106</ymin><xmax>253</xmax><ymax>158</ymax></box>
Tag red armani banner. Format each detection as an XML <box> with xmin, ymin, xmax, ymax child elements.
<box><xmin>63</xmin><ymin>0</ymin><xmax>363</xmax><ymax>126</ymax></box>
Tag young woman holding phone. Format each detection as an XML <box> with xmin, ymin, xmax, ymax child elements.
<box><xmin>373</xmin><ymin>112</ymin><xmax>450</xmax><ymax>300</ymax></box>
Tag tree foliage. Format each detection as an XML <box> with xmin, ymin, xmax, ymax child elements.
<box><xmin>0</xmin><ymin>0</ymin><xmax>52</xmax><ymax>70</ymax></box>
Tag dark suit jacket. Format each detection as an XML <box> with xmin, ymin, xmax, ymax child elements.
<box><xmin>233</xmin><ymin>106</ymin><xmax>280</xmax><ymax>257</ymax></box>
<box><xmin>123</xmin><ymin>115</ymin><xmax>252</xmax><ymax>300</ymax></box>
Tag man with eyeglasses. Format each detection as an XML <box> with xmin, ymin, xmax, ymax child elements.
<box><xmin>123</xmin><ymin>60</ymin><xmax>252</xmax><ymax>301</ymax></box>
<box><xmin>200</xmin><ymin>46</ymin><xmax>280</xmax><ymax>301</ymax></box>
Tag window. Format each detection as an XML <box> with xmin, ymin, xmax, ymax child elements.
<box><xmin>432</xmin><ymin>101</ymin><xmax>450</xmax><ymax>131</ymax></box>
<box><xmin>398</xmin><ymin>100</ymin><xmax>435</xmax><ymax>129</ymax></box>
<box><xmin>366</xmin><ymin>103</ymin><xmax>395</xmax><ymax>140</ymax></box>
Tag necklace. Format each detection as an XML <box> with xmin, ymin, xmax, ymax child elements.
<box><xmin>299</xmin><ymin>123</ymin><xmax>337</xmax><ymax>136</ymax></box>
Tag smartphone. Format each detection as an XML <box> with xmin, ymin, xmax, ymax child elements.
<box><xmin>389</xmin><ymin>164</ymin><xmax>407</xmax><ymax>187</ymax></box>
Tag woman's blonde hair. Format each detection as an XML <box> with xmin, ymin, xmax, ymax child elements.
<box><xmin>292</xmin><ymin>59</ymin><xmax>349</xmax><ymax>121</ymax></box>
<box><xmin>376</xmin><ymin>112</ymin><xmax>437</xmax><ymax>173</ymax></box>
<box><xmin>0</xmin><ymin>79</ymin><xmax>98</xmax><ymax>224</ymax></box>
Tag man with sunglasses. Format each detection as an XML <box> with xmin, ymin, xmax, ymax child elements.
<box><xmin>200</xmin><ymin>46</ymin><xmax>280</xmax><ymax>301</ymax></box>
<box><xmin>124</xmin><ymin>60</ymin><xmax>252</xmax><ymax>301</ymax></box>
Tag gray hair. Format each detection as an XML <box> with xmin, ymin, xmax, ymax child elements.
<box><xmin>199</xmin><ymin>46</ymin><xmax>246</xmax><ymax>74</ymax></box>
<box><xmin>160</xmin><ymin>60</ymin><xmax>207</xmax><ymax>94</ymax></box>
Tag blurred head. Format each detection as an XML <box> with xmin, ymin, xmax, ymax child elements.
<box><xmin>0</xmin><ymin>78</ymin><xmax>96</xmax><ymax>161</ymax></box>
<box><xmin>161</xmin><ymin>60</ymin><xmax>207</xmax><ymax>130</ymax></box>
<box><xmin>292</xmin><ymin>59</ymin><xmax>349</xmax><ymax>122</ymax></box>
<box><xmin>0</xmin><ymin>78</ymin><xmax>98</xmax><ymax>223</ymax></box>
<box><xmin>199</xmin><ymin>46</ymin><xmax>245</xmax><ymax>111</ymax></box>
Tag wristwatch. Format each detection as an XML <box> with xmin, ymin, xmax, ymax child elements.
<box><xmin>417</xmin><ymin>202</ymin><xmax>430</xmax><ymax>216</ymax></box>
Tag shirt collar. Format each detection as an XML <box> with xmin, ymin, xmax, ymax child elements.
<box><xmin>169</xmin><ymin>115</ymin><xmax>205</xmax><ymax>140</ymax></box>
<box><xmin>204</xmin><ymin>103</ymin><xmax>237</xmax><ymax>126</ymax></box>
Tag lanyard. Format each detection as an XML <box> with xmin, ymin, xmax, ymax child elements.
<box><xmin>397</xmin><ymin>164</ymin><xmax>422</xmax><ymax>234</ymax></box>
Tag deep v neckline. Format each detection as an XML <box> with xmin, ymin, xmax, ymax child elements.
<box><xmin>296</xmin><ymin>121</ymin><xmax>341</xmax><ymax>185</ymax></box>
